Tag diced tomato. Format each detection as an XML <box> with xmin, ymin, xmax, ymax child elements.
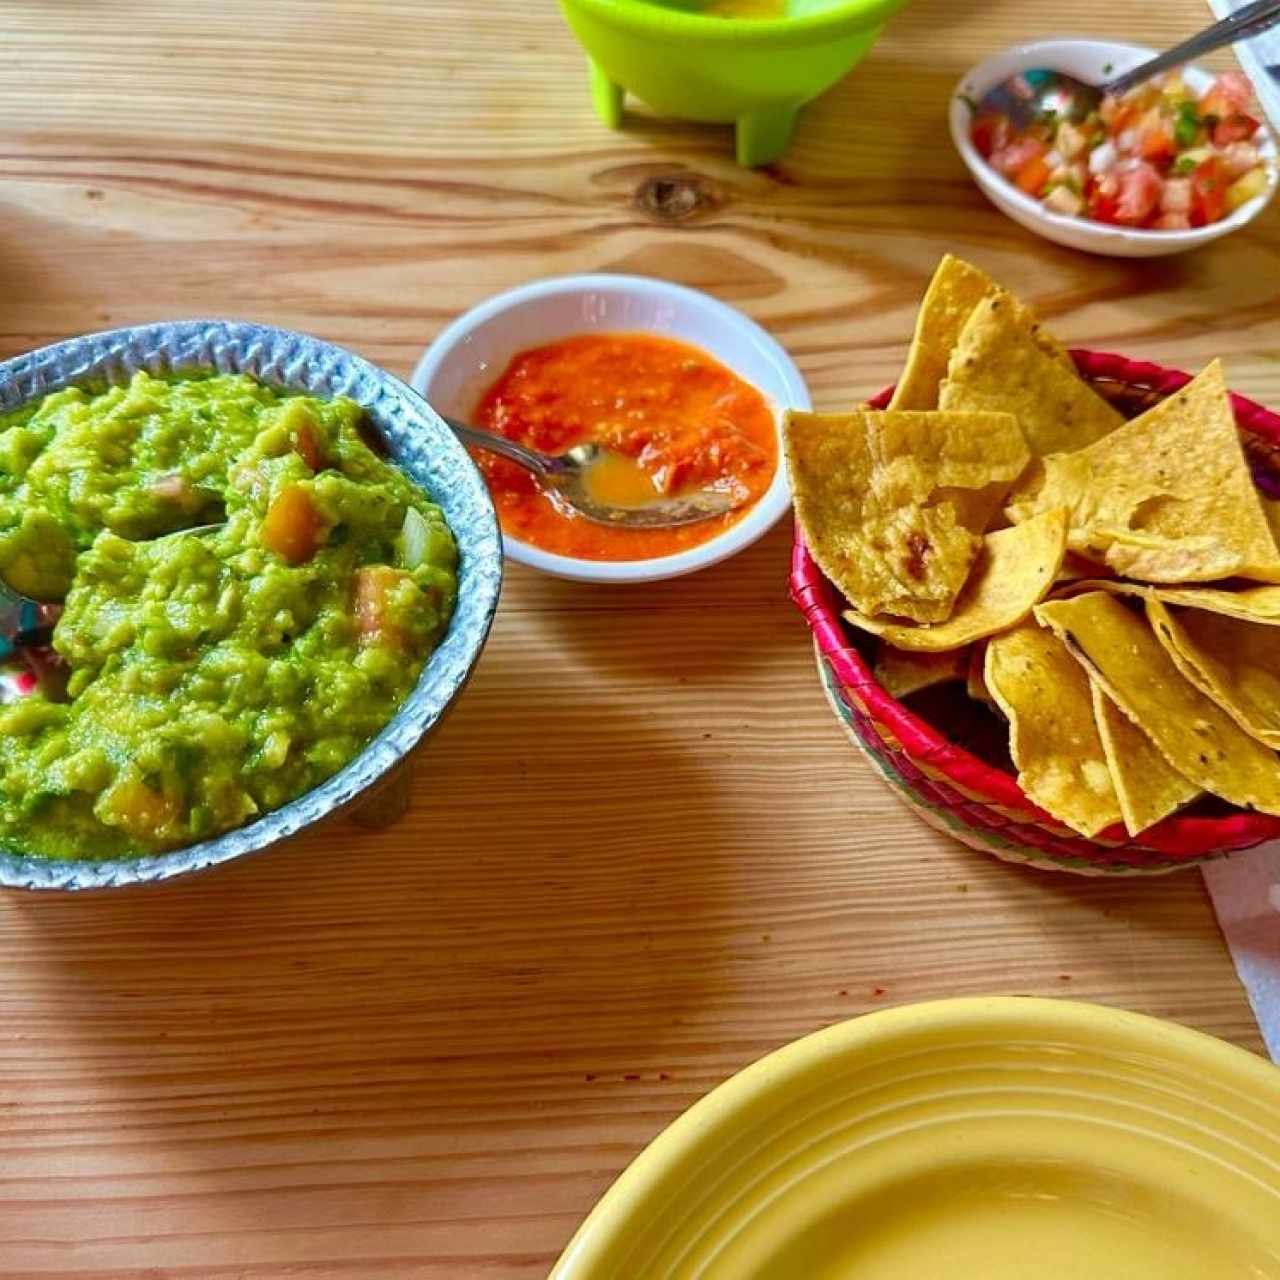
<box><xmin>1153</xmin><ymin>211</ymin><xmax>1192</xmax><ymax>231</ymax></box>
<box><xmin>989</xmin><ymin>137</ymin><xmax>1047</xmax><ymax>179</ymax></box>
<box><xmin>1205</xmin><ymin>71</ymin><xmax>1254</xmax><ymax>112</ymax></box>
<box><xmin>1190</xmin><ymin>157</ymin><xmax>1228</xmax><ymax>226</ymax></box>
<box><xmin>1221</xmin><ymin>141</ymin><xmax>1262</xmax><ymax>181</ymax></box>
<box><xmin>261</xmin><ymin>484</ymin><xmax>325</xmax><ymax>564</ymax></box>
<box><xmin>294</xmin><ymin>420</ymin><xmax>325</xmax><ymax>472</ymax></box>
<box><xmin>1099</xmin><ymin>95</ymin><xmax>1138</xmax><ymax>133</ymax></box>
<box><xmin>1199</xmin><ymin>92</ymin><xmax>1233</xmax><ymax>124</ymax></box>
<box><xmin>1194</xmin><ymin>68</ymin><xmax>1262</xmax><ymax>167</ymax></box>
<box><xmin>1200</xmin><ymin>70</ymin><xmax>1259</xmax><ymax>127</ymax></box>
<box><xmin>150</xmin><ymin>473</ymin><xmax>190</xmax><ymax>502</ymax></box>
<box><xmin>1138</xmin><ymin>125</ymin><xmax>1176</xmax><ymax>164</ymax></box>
<box><xmin>1087</xmin><ymin>171</ymin><xmax>1121</xmax><ymax>223</ymax></box>
<box><xmin>971</xmin><ymin>112</ymin><xmax>1011</xmax><ymax>159</ymax></box>
<box><xmin>1135</xmin><ymin>109</ymin><xmax>1176</xmax><ymax>164</ymax></box>
<box><xmin>1211</xmin><ymin>113</ymin><xmax>1261</xmax><ymax>147</ymax></box>
<box><xmin>1111</xmin><ymin>162</ymin><xmax>1164</xmax><ymax>226</ymax></box>
<box><xmin>149</xmin><ymin>473</ymin><xmax>204</xmax><ymax>514</ymax></box>
<box><xmin>353</xmin><ymin>565</ymin><xmax>410</xmax><ymax>649</ymax></box>
<box><xmin>1014</xmin><ymin>155</ymin><xmax>1052</xmax><ymax>196</ymax></box>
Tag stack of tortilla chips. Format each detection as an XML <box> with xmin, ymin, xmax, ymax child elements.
<box><xmin>787</xmin><ymin>255</ymin><xmax>1280</xmax><ymax>839</ymax></box>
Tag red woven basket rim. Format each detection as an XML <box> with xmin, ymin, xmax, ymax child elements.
<box><xmin>790</xmin><ymin>348</ymin><xmax>1280</xmax><ymax>861</ymax></box>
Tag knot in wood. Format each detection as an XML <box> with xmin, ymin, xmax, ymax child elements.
<box><xmin>634</xmin><ymin>173</ymin><xmax>719</xmax><ymax>224</ymax></box>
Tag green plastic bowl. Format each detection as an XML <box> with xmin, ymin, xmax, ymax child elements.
<box><xmin>558</xmin><ymin>0</ymin><xmax>910</xmax><ymax>166</ymax></box>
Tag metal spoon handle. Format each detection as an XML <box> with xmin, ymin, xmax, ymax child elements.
<box><xmin>443</xmin><ymin>416</ymin><xmax>561</xmax><ymax>478</ymax></box>
<box><xmin>1106</xmin><ymin>0</ymin><xmax>1280</xmax><ymax>96</ymax></box>
<box><xmin>0</xmin><ymin>582</ymin><xmax>51</xmax><ymax>658</ymax></box>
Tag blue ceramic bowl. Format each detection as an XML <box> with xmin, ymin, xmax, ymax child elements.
<box><xmin>0</xmin><ymin>321</ymin><xmax>502</xmax><ymax>890</ymax></box>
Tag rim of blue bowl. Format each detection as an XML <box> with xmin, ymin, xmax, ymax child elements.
<box><xmin>0</xmin><ymin>319</ymin><xmax>503</xmax><ymax>891</ymax></box>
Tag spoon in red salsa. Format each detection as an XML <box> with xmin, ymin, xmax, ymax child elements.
<box><xmin>444</xmin><ymin>417</ymin><xmax>742</xmax><ymax>529</ymax></box>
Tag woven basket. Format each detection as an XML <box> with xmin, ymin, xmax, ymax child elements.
<box><xmin>790</xmin><ymin>350</ymin><xmax>1280</xmax><ymax>876</ymax></box>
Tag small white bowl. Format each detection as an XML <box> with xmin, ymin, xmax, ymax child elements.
<box><xmin>951</xmin><ymin>39</ymin><xmax>1279</xmax><ymax>258</ymax></box>
<box><xmin>411</xmin><ymin>274</ymin><xmax>810</xmax><ymax>584</ymax></box>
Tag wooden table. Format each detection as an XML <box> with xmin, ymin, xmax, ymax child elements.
<box><xmin>1</xmin><ymin>0</ymin><xmax>1274</xmax><ymax>1274</ymax></box>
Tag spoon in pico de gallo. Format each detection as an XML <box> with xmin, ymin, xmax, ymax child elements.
<box><xmin>971</xmin><ymin>1</ymin><xmax>1280</xmax><ymax>230</ymax></box>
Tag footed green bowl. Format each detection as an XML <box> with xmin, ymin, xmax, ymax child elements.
<box><xmin>558</xmin><ymin>0</ymin><xmax>910</xmax><ymax>166</ymax></box>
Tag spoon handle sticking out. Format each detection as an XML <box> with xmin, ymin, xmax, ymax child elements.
<box><xmin>1106</xmin><ymin>0</ymin><xmax>1280</xmax><ymax>97</ymax></box>
<box><xmin>444</xmin><ymin>417</ymin><xmax>564</xmax><ymax>478</ymax></box>
<box><xmin>0</xmin><ymin>585</ymin><xmax>53</xmax><ymax>660</ymax></box>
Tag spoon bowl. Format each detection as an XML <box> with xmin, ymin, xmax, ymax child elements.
<box><xmin>444</xmin><ymin>418</ymin><xmax>741</xmax><ymax>529</ymax></box>
<box><xmin>975</xmin><ymin>67</ymin><xmax>1101</xmax><ymax>132</ymax></box>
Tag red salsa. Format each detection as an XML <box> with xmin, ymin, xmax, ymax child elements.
<box><xmin>473</xmin><ymin>333</ymin><xmax>777</xmax><ymax>561</ymax></box>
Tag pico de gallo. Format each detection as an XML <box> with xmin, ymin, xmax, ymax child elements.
<box><xmin>972</xmin><ymin>70</ymin><xmax>1271</xmax><ymax>230</ymax></box>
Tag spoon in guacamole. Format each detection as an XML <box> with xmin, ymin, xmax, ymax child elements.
<box><xmin>0</xmin><ymin>522</ymin><xmax>223</xmax><ymax>660</ymax></box>
<box><xmin>445</xmin><ymin>417</ymin><xmax>742</xmax><ymax>528</ymax></box>
<box><xmin>0</xmin><ymin>583</ymin><xmax>54</xmax><ymax>656</ymax></box>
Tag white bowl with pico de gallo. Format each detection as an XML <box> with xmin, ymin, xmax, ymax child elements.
<box><xmin>951</xmin><ymin>39</ymin><xmax>1278</xmax><ymax>257</ymax></box>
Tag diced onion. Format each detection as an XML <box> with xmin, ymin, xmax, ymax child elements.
<box><xmin>1089</xmin><ymin>142</ymin><xmax>1116</xmax><ymax>174</ymax></box>
<box><xmin>399</xmin><ymin>506</ymin><xmax>430</xmax><ymax>570</ymax></box>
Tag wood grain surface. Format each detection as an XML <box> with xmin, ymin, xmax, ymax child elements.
<box><xmin>0</xmin><ymin>0</ymin><xmax>1275</xmax><ymax>1275</ymax></box>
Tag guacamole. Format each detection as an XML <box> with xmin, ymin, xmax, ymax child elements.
<box><xmin>0</xmin><ymin>371</ymin><xmax>458</xmax><ymax>860</ymax></box>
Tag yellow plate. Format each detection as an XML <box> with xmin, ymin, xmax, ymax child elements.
<box><xmin>551</xmin><ymin>998</ymin><xmax>1280</xmax><ymax>1279</ymax></box>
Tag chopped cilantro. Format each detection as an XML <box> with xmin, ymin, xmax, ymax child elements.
<box><xmin>1174</xmin><ymin>154</ymin><xmax>1198</xmax><ymax>176</ymax></box>
<box><xmin>1174</xmin><ymin>101</ymin><xmax>1200</xmax><ymax>148</ymax></box>
<box><xmin>1045</xmin><ymin>174</ymin><xmax>1083</xmax><ymax>196</ymax></box>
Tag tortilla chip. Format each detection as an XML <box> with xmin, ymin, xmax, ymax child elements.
<box><xmin>939</xmin><ymin>294</ymin><xmax>1124</xmax><ymax>456</ymax></box>
<box><xmin>1088</xmin><ymin>681</ymin><xmax>1200</xmax><ymax>836</ymax></box>
<box><xmin>1035</xmin><ymin>592</ymin><xmax>1280</xmax><ymax>815</ymax></box>
<box><xmin>874</xmin><ymin>644</ymin><xmax>967</xmax><ymax>699</ymax></box>
<box><xmin>985</xmin><ymin>621</ymin><xmax>1122</xmax><ymax>837</ymax></box>
<box><xmin>1056</xmin><ymin>552</ymin><xmax>1108</xmax><ymax>583</ymax></box>
<box><xmin>1054</xmin><ymin>577</ymin><xmax>1280</xmax><ymax>625</ymax></box>
<box><xmin>845</xmin><ymin>508</ymin><xmax>1068</xmax><ymax>651</ymax></box>
<box><xmin>1008</xmin><ymin>361</ymin><xmax>1280</xmax><ymax>583</ymax></box>
<box><xmin>889</xmin><ymin>257</ymin><xmax>1070</xmax><ymax>412</ymax></box>
<box><xmin>1146</xmin><ymin>598</ymin><xmax>1280</xmax><ymax>749</ymax></box>
<box><xmin>786</xmin><ymin>409</ymin><xmax>1029</xmax><ymax>623</ymax></box>
<box><xmin>1264</xmin><ymin>495</ymin><xmax>1280</xmax><ymax>545</ymax></box>
<box><xmin>967</xmin><ymin>642</ymin><xmax>993</xmax><ymax>705</ymax></box>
